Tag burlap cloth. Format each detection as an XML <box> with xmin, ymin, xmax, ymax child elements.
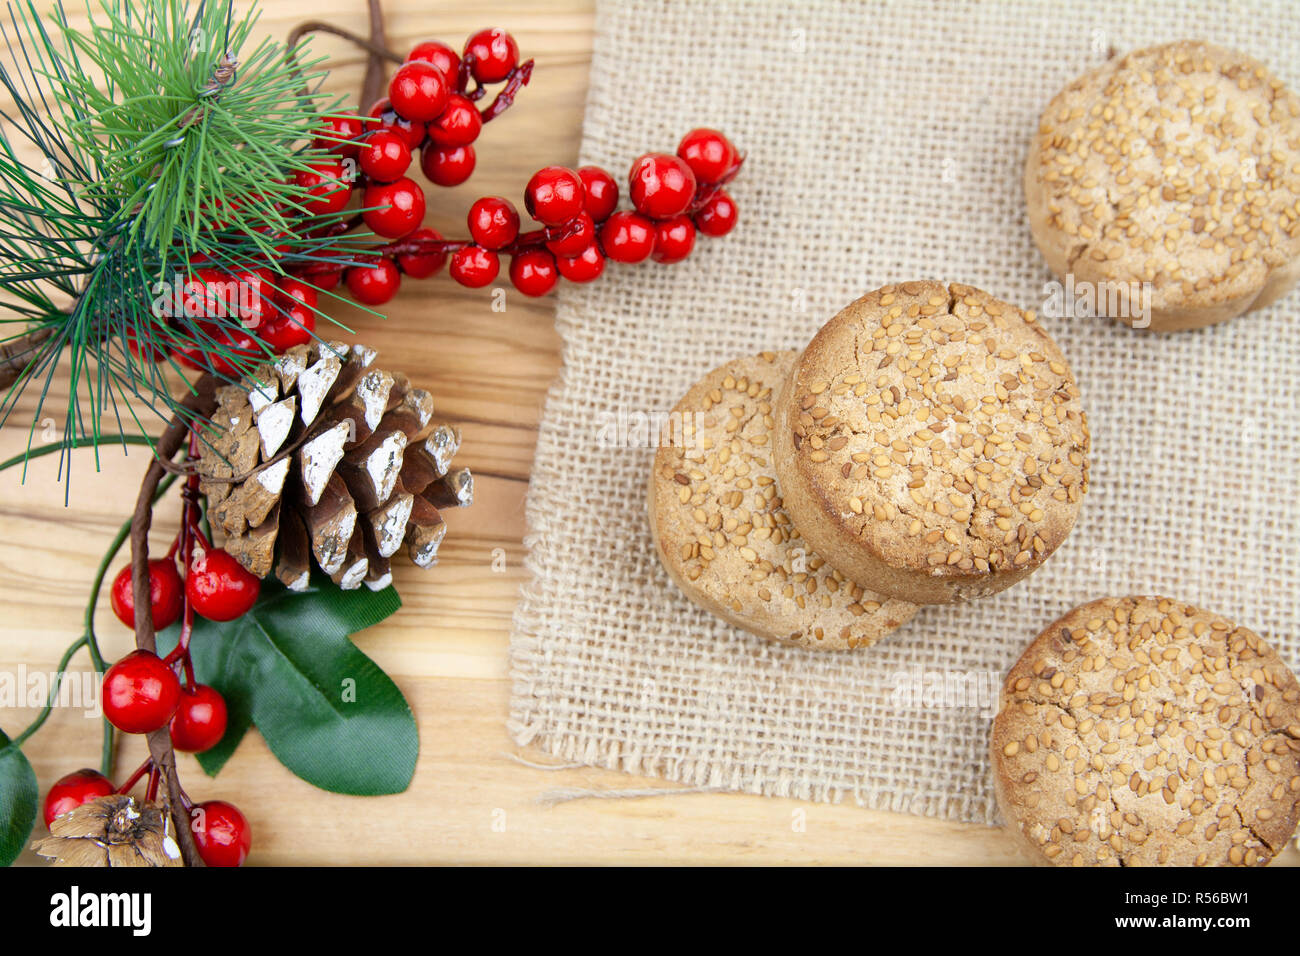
<box><xmin>508</xmin><ymin>0</ymin><xmax>1300</xmax><ymax>825</ymax></box>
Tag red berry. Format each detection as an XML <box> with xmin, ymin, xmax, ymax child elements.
<box><xmin>525</xmin><ymin>166</ymin><xmax>584</xmax><ymax>226</ymax></box>
<box><xmin>368</xmin><ymin>98</ymin><xmax>426</xmax><ymax>151</ymax></box>
<box><xmin>693</xmin><ymin>189</ymin><xmax>738</xmax><ymax>237</ymax></box>
<box><xmin>676</xmin><ymin>128</ymin><xmax>737</xmax><ymax>185</ymax></box>
<box><xmin>463</xmin><ymin>28</ymin><xmax>519</xmax><ymax>83</ymax></box>
<box><xmin>169</xmin><ymin>684</ymin><xmax>229</xmax><ymax>753</ymax></box>
<box><xmin>556</xmin><ymin>243</ymin><xmax>605</xmax><ymax>283</ymax></box>
<box><xmin>578</xmin><ymin>165</ymin><xmax>618</xmax><ymax>221</ymax></box>
<box><xmin>346</xmin><ymin>259</ymin><xmax>402</xmax><ymax>305</ymax></box>
<box><xmin>653</xmin><ymin>215</ymin><xmax>696</xmax><ymax>263</ymax></box>
<box><xmin>546</xmin><ymin>213</ymin><xmax>594</xmax><ymax>258</ymax></box>
<box><xmin>629</xmin><ymin>153</ymin><xmax>697</xmax><ymax>219</ymax></box>
<box><xmin>467</xmin><ymin>196</ymin><xmax>520</xmax><ymax>250</ymax></box>
<box><xmin>225</xmin><ymin>267</ymin><xmax>275</xmax><ymax>330</ymax></box>
<box><xmin>313</xmin><ymin>113</ymin><xmax>365</xmax><ymax>158</ymax></box>
<box><xmin>427</xmin><ymin>94</ymin><xmax>482</xmax><ymax>147</ymax></box>
<box><xmin>308</xmin><ymin>269</ymin><xmax>342</xmax><ymax>292</ymax></box>
<box><xmin>171</xmin><ymin>324</ymin><xmax>261</xmax><ymax>378</ymax></box>
<box><xmin>43</xmin><ymin>769</ymin><xmax>115</xmax><ymax>827</ymax></box>
<box><xmin>362</xmin><ymin>177</ymin><xmax>426</xmax><ymax>239</ymax></box>
<box><xmin>310</xmin><ymin>269</ymin><xmax>342</xmax><ymax>292</ymax></box>
<box><xmin>186</xmin><ymin>548</ymin><xmax>260</xmax><ymax>622</ymax></box>
<box><xmin>182</xmin><ymin>266</ymin><xmax>229</xmax><ymax>319</ymax></box>
<box><xmin>274</xmin><ymin>278</ymin><xmax>319</xmax><ymax>311</ymax></box>
<box><xmin>293</xmin><ymin>162</ymin><xmax>353</xmax><ymax>217</ymax></box>
<box><xmin>509</xmin><ymin>249</ymin><xmax>558</xmax><ymax>297</ymax></box>
<box><xmin>109</xmin><ymin>559</ymin><xmax>183</xmax><ymax>631</ymax></box>
<box><xmin>407</xmin><ymin>41</ymin><xmax>460</xmax><ymax>85</ymax></box>
<box><xmin>125</xmin><ymin>325</ymin><xmax>169</xmax><ymax>364</ymax></box>
<box><xmin>599</xmin><ymin>211</ymin><xmax>655</xmax><ymax>263</ymax></box>
<box><xmin>259</xmin><ymin>304</ymin><xmax>315</xmax><ymax>351</ymax></box>
<box><xmin>396</xmin><ymin>227</ymin><xmax>447</xmax><ymax>278</ymax></box>
<box><xmin>449</xmin><ymin>246</ymin><xmax>500</xmax><ymax>287</ymax></box>
<box><xmin>420</xmin><ymin>143</ymin><xmax>476</xmax><ymax>187</ymax></box>
<box><xmin>103</xmin><ymin>650</ymin><xmax>181</xmax><ymax>734</ymax></box>
<box><xmin>388</xmin><ymin>61</ymin><xmax>449</xmax><ymax>123</ymax></box>
<box><xmin>358</xmin><ymin>129</ymin><xmax>412</xmax><ymax>182</ymax></box>
<box><xmin>191</xmin><ymin>800</ymin><xmax>251</xmax><ymax>868</ymax></box>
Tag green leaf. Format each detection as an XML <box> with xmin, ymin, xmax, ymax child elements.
<box><xmin>158</xmin><ymin>575</ymin><xmax>412</xmax><ymax>795</ymax></box>
<box><xmin>0</xmin><ymin>729</ymin><xmax>38</xmax><ymax>866</ymax></box>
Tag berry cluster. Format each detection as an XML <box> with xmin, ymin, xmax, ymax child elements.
<box><xmin>153</xmin><ymin>28</ymin><xmax>544</xmax><ymax>372</ymax></box>
<box><xmin>313</xmin><ymin>127</ymin><xmax>742</xmax><ymax>304</ymax></box>
<box><xmin>293</xmin><ymin>29</ymin><xmax>534</xmax><ymax>307</ymax></box>
<box><xmin>154</xmin><ymin>28</ymin><xmax>741</xmax><ymax>372</ymax></box>
<box><xmin>44</xmin><ymin>458</ymin><xmax>259</xmax><ymax>866</ymax></box>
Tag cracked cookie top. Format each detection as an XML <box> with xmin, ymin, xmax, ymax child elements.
<box><xmin>649</xmin><ymin>350</ymin><xmax>918</xmax><ymax>650</ymax></box>
<box><xmin>780</xmin><ymin>281</ymin><xmax>1089</xmax><ymax>583</ymax></box>
<box><xmin>993</xmin><ymin>596</ymin><xmax>1300</xmax><ymax>867</ymax></box>
<box><xmin>1027</xmin><ymin>40</ymin><xmax>1300</xmax><ymax>314</ymax></box>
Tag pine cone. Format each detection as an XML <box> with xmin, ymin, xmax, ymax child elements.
<box><xmin>197</xmin><ymin>342</ymin><xmax>472</xmax><ymax>591</ymax></box>
<box><xmin>32</xmin><ymin>795</ymin><xmax>183</xmax><ymax>867</ymax></box>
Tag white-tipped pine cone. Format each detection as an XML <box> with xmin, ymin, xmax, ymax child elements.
<box><xmin>197</xmin><ymin>342</ymin><xmax>472</xmax><ymax>591</ymax></box>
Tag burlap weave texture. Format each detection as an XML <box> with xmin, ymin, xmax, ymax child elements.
<box><xmin>509</xmin><ymin>0</ymin><xmax>1300</xmax><ymax>825</ymax></box>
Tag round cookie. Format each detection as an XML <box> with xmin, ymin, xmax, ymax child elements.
<box><xmin>648</xmin><ymin>350</ymin><xmax>919</xmax><ymax>650</ymax></box>
<box><xmin>993</xmin><ymin>596</ymin><xmax>1300</xmax><ymax>867</ymax></box>
<box><xmin>773</xmin><ymin>281</ymin><xmax>1089</xmax><ymax>605</ymax></box>
<box><xmin>1026</xmin><ymin>40</ymin><xmax>1300</xmax><ymax>331</ymax></box>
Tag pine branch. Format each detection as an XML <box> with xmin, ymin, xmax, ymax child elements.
<box><xmin>0</xmin><ymin>0</ymin><xmax>356</xmax><ymax>487</ymax></box>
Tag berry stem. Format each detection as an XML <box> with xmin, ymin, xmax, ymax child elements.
<box><xmin>455</xmin><ymin>52</ymin><xmax>475</xmax><ymax>95</ymax></box>
<box><xmin>145</xmin><ymin>766</ymin><xmax>161</xmax><ymax>803</ymax></box>
<box><xmin>170</xmin><ymin>438</ymin><xmax>204</xmax><ymax>691</ymax></box>
<box><xmin>294</xmin><ymin>222</ymin><xmax>571</xmax><ymax>282</ymax></box>
<box><xmin>129</xmin><ymin>376</ymin><xmax>219</xmax><ymax>868</ymax></box>
<box><xmin>116</xmin><ymin>756</ymin><xmax>153</xmax><ymax>795</ymax></box>
<box><xmin>686</xmin><ymin>155</ymin><xmax>746</xmax><ymax>216</ymax></box>
<box><xmin>479</xmin><ymin>60</ymin><xmax>534</xmax><ymax>122</ymax></box>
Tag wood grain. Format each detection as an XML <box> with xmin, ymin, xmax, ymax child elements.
<box><xmin>2</xmin><ymin>0</ymin><xmax>1292</xmax><ymax>867</ymax></box>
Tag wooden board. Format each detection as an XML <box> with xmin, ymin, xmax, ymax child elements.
<box><xmin>1</xmin><ymin>0</ymin><xmax>1292</xmax><ymax>866</ymax></box>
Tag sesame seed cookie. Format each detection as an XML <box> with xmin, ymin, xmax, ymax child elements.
<box><xmin>993</xmin><ymin>596</ymin><xmax>1300</xmax><ymax>867</ymax></box>
<box><xmin>1026</xmin><ymin>41</ymin><xmax>1300</xmax><ymax>331</ymax></box>
<box><xmin>772</xmin><ymin>281</ymin><xmax>1089</xmax><ymax>605</ymax></box>
<box><xmin>648</xmin><ymin>350</ymin><xmax>919</xmax><ymax>650</ymax></box>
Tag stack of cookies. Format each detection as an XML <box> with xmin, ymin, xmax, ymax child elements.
<box><xmin>649</xmin><ymin>280</ymin><xmax>1091</xmax><ymax>649</ymax></box>
<box><xmin>647</xmin><ymin>41</ymin><xmax>1300</xmax><ymax>864</ymax></box>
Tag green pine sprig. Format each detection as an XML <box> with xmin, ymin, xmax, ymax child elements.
<box><xmin>0</xmin><ymin>0</ymin><xmax>359</xmax><ymax>494</ymax></box>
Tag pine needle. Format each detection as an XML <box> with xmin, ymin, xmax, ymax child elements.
<box><xmin>0</xmin><ymin>0</ymin><xmax>354</xmax><ymax>487</ymax></box>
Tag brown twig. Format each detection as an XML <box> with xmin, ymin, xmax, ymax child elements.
<box><xmin>0</xmin><ymin>327</ymin><xmax>54</xmax><ymax>391</ymax></box>
<box><xmin>129</xmin><ymin>374</ymin><xmax>218</xmax><ymax>868</ymax></box>
<box><xmin>360</xmin><ymin>0</ymin><xmax>389</xmax><ymax>110</ymax></box>
<box><xmin>287</xmin><ymin>0</ymin><xmax>398</xmax><ymax>111</ymax></box>
<box><xmin>286</xmin><ymin>19</ymin><xmax>401</xmax><ymax>70</ymax></box>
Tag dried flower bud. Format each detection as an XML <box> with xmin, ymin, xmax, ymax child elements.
<box><xmin>32</xmin><ymin>794</ymin><xmax>183</xmax><ymax>867</ymax></box>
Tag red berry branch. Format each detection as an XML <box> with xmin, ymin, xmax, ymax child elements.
<box><xmin>155</xmin><ymin>21</ymin><xmax>744</xmax><ymax>374</ymax></box>
<box><xmin>288</xmin><ymin>128</ymin><xmax>742</xmax><ymax>305</ymax></box>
